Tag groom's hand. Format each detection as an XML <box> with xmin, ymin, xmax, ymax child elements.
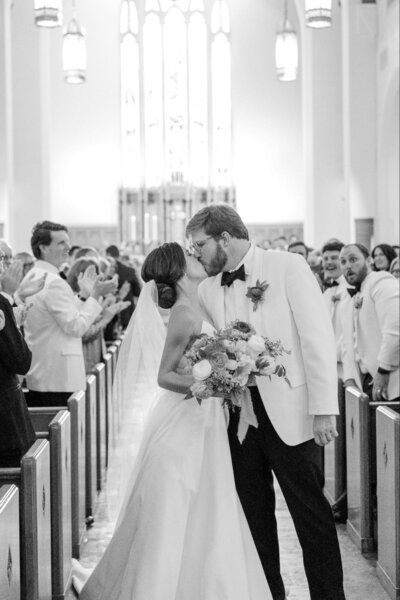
<box><xmin>313</xmin><ymin>415</ymin><xmax>338</xmax><ymax>446</ymax></box>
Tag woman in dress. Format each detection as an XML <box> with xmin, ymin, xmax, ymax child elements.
<box><xmin>75</xmin><ymin>242</ymin><xmax>272</xmax><ymax>600</ymax></box>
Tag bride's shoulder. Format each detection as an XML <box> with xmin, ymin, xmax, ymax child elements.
<box><xmin>169</xmin><ymin>304</ymin><xmax>202</xmax><ymax>333</ymax></box>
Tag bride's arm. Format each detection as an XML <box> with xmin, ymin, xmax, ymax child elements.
<box><xmin>158</xmin><ymin>307</ymin><xmax>202</xmax><ymax>394</ymax></box>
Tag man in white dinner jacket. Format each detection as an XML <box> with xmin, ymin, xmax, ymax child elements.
<box><xmin>186</xmin><ymin>206</ymin><xmax>345</xmax><ymax>600</ymax></box>
<box><xmin>339</xmin><ymin>243</ymin><xmax>400</xmax><ymax>402</ymax></box>
<box><xmin>24</xmin><ymin>221</ymin><xmax>116</xmax><ymax>407</ymax></box>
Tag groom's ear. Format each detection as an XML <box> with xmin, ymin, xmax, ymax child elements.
<box><xmin>219</xmin><ymin>231</ymin><xmax>231</xmax><ymax>247</ymax></box>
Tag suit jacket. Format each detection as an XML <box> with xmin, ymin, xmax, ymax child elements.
<box><xmin>0</xmin><ymin>294</ymin><xmax>35</xmax><ymax>454</ymax></box>
<box><xmin>322</xmin><ymin>275</ymin><xmax>352</xmax><ymax>378</ymax></box>
<box><xmin>341</xmin><ymin>271</ymin><xmax>400</xmax><ymax>400</ymax></box>
<box><xmin>116</xmin><ymin>261</ymin><xmax>142</xmax><ymax>328</ymax></box>
<box><xmin>198</xmin><ymin>245</ymin><xmax>338</xmax><ymax>445</ymax></box>
<box><xmin>24</xmin><ymin>261</ymin><xmax>102</xmax><ymax>392</ymax></box>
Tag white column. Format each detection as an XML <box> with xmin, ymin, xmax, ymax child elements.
<box><xmin>302</xmin><ymin>0</ymin><xmax>348</xmax><ymax>247</ymax></box>
<box><xmin>0</xmin><ymin>0</ymin><xmax>13</xmax><ymax>243</ymax></box>
<box><xmin>342</xmin><ymin>0</ymin><xmax>377</xmax><ymax>243</ymax></box>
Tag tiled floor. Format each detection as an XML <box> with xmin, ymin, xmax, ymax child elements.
<box><xmin>67</xmin><ymin>481</ymin><xmax>390</xmax><ymax>600</ymax></box>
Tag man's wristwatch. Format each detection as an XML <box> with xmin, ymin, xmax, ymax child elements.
<box><xmin>78</xmin><ymin>293</ymin><xmax>88</xmax><ymax>302</ymax></box>
<box><xmin>377</xmin><ymin>367</ymin><xmax>390</xmax><ymax>375</ymax></box>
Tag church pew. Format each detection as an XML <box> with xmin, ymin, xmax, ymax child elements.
<box><xmin>324</xmin><ymin>379</ymin><xmax>347</xmax><ymax>520</ymax></box>
<box><xmin>0</xmin><ymin>439</ymin><xmax>52</xmax><ymax>600</ymax></box>
<box><xmin>68</xmin><ymin>391</ymin><xmax>86</xmax><ymax>558</ymax></box>
<box><xmin>85</xmin><ymin>375</ymin><xmax>97</xmax><ymax>520</ymax></box>
<box><xmin>29</xmin><ymin>409</ymin><xmax>72</xmax><ymax>600</ymax></box>
<box><xmin>376</xmin><ymin>406</ymin><xmax>400</xmax><ymax>600</ymax></box>
<box><xmin>92</xmin><ymin>362</ymin><xmax>107</xmax><ymax>490</ymax></box>
<box><xmin>345</xmin><ymin>387</ymin><xmax>400</xmax><ymax>554</ymax></box>
<box><xmin>103</xmin><ymin>351</ymin><xmax>113</xmax><ymax>467</ymax></box>
<box><xmin>0</xmin><ymin>485</ymin><xmax>20</xmax><ymax>600</ymax></box>
<box><xmin>107</xmin><ymin>344</ymin><xmax>119</xmax><ymax>437</ymax></box>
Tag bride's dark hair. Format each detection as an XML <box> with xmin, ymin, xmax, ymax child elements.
<box><xmin>141</xmin><ymin>242</ymin><xmax>186</xmax><ymax>309</ymax></box>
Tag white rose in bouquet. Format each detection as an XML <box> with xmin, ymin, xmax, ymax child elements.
<box><xmin>257</xmin><ymin>356</ymin><xmax>276</xmax><ymax>376</ymax></box>
<box><xmin>247</xmin><ymin>335</ymin><xmax>266</xmax><ymax>355</ymax></box>
<box><xmin>192</xmin><ymin>359</ymin><xmax>213</xmax><ymax>381</ymax></box>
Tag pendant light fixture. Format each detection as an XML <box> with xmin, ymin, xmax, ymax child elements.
<box><xmin>34</xmin><ymin>0</ymin><xmax>62</xmax><ymax>28</ymax></box>
<box><xmin>305</xmin><ymin>0</ymin><xmax>332</xmax><ymax>29</ymax></box>
<box><xmin>275</xmin><ymin>0</ymin><xmax>298</xmax><ymax>82</ymax></box>
<box><xmin>62</xmin><ymin>0</ymin><xmax>87</xmax><ymax>84</ymax></box>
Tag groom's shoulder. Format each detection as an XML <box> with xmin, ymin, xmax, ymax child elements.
<box><xmin>257</xmin><ymin>248</ymin><xmax>303</xmax><ymax>269</ymax></box>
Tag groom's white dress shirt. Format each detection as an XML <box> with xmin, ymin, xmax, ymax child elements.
<box><xmin>24</xmin><ymin>260</ymin><xmax>102</xmax><ymax>392</ymax></box>
<box><xmin>198</xmin><ymin>244</ymin><xmax>338</xmax><ymax>446</ymax></box>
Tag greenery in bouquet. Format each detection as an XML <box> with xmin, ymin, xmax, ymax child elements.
<box><xmin>184</xmin><ymin>320</ymin><xmax>290</xmax><ymax>406</ymax></box>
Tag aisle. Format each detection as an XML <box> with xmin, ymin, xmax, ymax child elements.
<box><xmin>68</xmin><ymin>482</ymin><xmax>390</xmax><ymax>600</ymax></box>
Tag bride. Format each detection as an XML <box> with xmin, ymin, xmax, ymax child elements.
<box><xmin>74</xmin><ymin>242</ymin><xmax>273</xmax><ymax>600</ymax></box>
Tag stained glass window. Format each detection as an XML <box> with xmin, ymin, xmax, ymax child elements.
<box><xmin>120</xmin><ymin>0</ymin><xmax>231</xmax><ymax>189</ymax></box>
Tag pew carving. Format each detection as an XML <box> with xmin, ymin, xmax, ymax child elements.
<box><xmin>0</xmin><ymin>485</ymin><xmax>20</xmax><ymax>600</ymax></box>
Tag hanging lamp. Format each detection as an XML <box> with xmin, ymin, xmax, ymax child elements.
<box><xmin>275</xmin><ymin>1</ymin><xmax>298</xmax><ymax>82</ymax></box>
<box><xmin>63</xmin><ymin>0</ymin><xmax>87</xmax><ymax>84</ymax></box>
<box><xmin>34</xmin><ymin>0</ymin><xmax>62</xmax><ymax>28</ymax></box>
<box><xmin>305</xmin><ymin>0</ymin><xmax>332</xmax><ymax>29</ymax></box>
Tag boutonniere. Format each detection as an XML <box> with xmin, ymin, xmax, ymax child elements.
<box><xmin>246</xmin><ymin>280</ymin><xmax>269</xmax><ymax>312</ymax></box>
<box><xmin>331</xmin><ymin>293</ymin><xmax>341</xmax><ymax>304</ymax></box>
<box><xmin>354</xmin><ymin>296</ymin><xmax>363</xmax><ymax>310</ymax></box>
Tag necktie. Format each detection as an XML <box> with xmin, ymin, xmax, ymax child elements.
<box><xmin>221</xmin><ymin>264</ymin><xmax>246</xmax><ymax>287</ymax></box>
<box><xmin>347</xmin><ymin>284</ymin><xmax>361</xmax><ymax>298</ymax></box>
<box><xmin>324</xmin><ymin>279</ymin><xmax>339</xmax><ymax>289</ymax></box>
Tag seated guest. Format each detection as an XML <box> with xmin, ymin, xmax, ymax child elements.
<box><xmin>0</xmin><ymin>253</ymin><xmax>46</xmax><ymax>467</ymax></box>
<box><xmin>340</xmin><ymin>243</ymin><xmax>400</xmax><ymax>401</ymax></box>
<box><xmin>14</xmin><ymin>251</ymin><xmax>35</xmax><ymax>277</ymax></box>
<box><xmin>321</xmin><ymin>241</ymin><xmax>348</xmax><ymax>379</ymax></box>
<box><xmin>287</xmin><ymin>241</ymin><xmax>308</xmax><ymax>260</ymax></box>
<box><xmin>67</xmin><ymin>258</ymin><xmax>130</xmax><ymax>372</ymax></box>
<box><xmin>371</xmin><ymin>243</ymin><xmax>397</xmax><ymax>272</ymax></box>
<box><xmin>390</xmin><ymin>256</ymin><xmax>400</xmax><ymax>279</ymax></box>
<box><xmin>105</xmin><ymin>244</ymin><xmax>141</xmax><ymax>330</ymax></box>
<box><xmin>24</xmin><ymin>221</ymin><xmax>117</xmax><ymax>407</ymax></box>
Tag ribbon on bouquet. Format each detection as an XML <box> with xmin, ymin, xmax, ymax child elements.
<box><xmin>230</xmin><ymin>387</ymin><xmax>259</xmax><ymax>444</ymax></box>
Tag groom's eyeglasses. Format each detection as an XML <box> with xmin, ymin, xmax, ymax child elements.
<box><xmin>188</xmin><ymin>236</ymin><xmax>216</xmax><ymax>254</ymax></box>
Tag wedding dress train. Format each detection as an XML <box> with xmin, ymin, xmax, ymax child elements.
<box><xmin>76</xmin><ymin>320</ymin><xmax>272</xmax><ymax>599</ymax></box>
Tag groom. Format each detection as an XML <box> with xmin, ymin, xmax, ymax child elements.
<box><xmin>186</xmin><ymin>205</ymin><xmax>345</xmax><ymax>600</ymax></box>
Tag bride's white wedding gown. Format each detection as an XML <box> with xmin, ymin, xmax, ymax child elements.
<box><xmin>78</xmin><ymin>323</ymin><xmax>272</xmax><ymax>600</ymax></box>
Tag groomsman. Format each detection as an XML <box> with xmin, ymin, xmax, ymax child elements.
<box><xmin>340</xmin><ymin>243</ymin><xmax>400</xmax><ymax>401</ymax></box>
<box><xmin>321</xmin><ymin>240</ymin><xmax>350</xmax><ymax>379</ymax></box>
<box><xmin>186</xmin><ymin>205</ymin><xmax>345</xmax><ymax>600</ymax></box>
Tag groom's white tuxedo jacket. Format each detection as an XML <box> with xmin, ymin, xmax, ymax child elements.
<box><xmin>198</xmin><ymin>245</ymin><xmax>338</xmax><ymax>446</ymax></box>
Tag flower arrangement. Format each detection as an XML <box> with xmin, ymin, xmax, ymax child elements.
<box><xmin>184</xmin><ymin>320</ymin><xmax>290</xmax><ymax>407</ymax></box>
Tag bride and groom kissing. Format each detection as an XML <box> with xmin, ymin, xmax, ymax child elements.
<box><xmin>74</xmin><ymin>205</ymin><xmax>346</xmax><ymax>600</ymax></box>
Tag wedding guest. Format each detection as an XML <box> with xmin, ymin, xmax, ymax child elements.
<box><xmin>0</xmin><ymin>253</ymin><xmax>46</xmax><ymax>467</ymax></box>
<box><xmin>14</xmin><ymin>252</ymin><xmax>35</xmax><ymax>276</ymax></box>
<box><xmin>74</xmin><ymin>246</ymin><xmax>100</xmax><ymax>261</ymax></box>
<box><xmin>24</xmin><ymin>221</ymin><xmax>117</xmax><ymax>407</ymax></box>
<box><xmin>0</xmin><ymin>240</ymin><xmax>13</xmax><ymax>268</ymax></box>
<box><xmin>67</xmin><ymin>258</ymin><xmax>130</xmax><ymax>372</ymax></box>
<box><xmin>271</xmin><ymin>236</ymin><xmax>287</xmax><ymax>251</ymax></box>
<box><xmin>390</xmin><ymin>256</ymin><xmax>400</xmax><ymax>279</ymax></box>
<box><xmin>340</xmin><ymin>243</ymin><xmax>400</xmax><ymax>401</ymax></box>
<box><xmin>105</xmin><ymin>244</ymin><xmax>141</xmax><ymax>329</ymax></box>
<box><xmin>371</xmin><ymin>243</ymin><xmax>397</xmax><ymax>272</ymax></box>
<box><xmin>393</xmin><ymin>245</ymin><xmax>400</xmax><ymax>258</ymax></box>
<box><xmin>287</xmin><ymin>241</ymin><xmax>308</xmax><ymax>260</ymax></box>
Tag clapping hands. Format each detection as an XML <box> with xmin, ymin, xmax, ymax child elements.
<box><xmin>18</xmin><ymin>271</ymin><xmax>47</xmax><ymax>302</ymax></box>
<box><xmin>103</xmin><ymin>300</ymin><xmax>131</xmax><ymax>324</ymax></box>
<box><xmin>0</xmin><ymin>261</ymin><xmax>23</xmax><ymax>295</ymax></box>
<box><xmin>78</xmin><ymin>267</ymin><xmax>119</xmax><ymax>301</ymax></box>
<box><xmin>0</xmin><ymin>309</ymin><xmax>5</xmax><ymax>331</ymax></box>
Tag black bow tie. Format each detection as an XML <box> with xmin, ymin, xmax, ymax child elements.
<box><xmin>324</xmin><ymin>279</ymin><xmax>339</xmax><ymax>289</ymax></box>
<box><xmin>347</xmin><ymin>284</ymin><xmax>361</xmax><ymax>298</ymax></box>
<box><xmin>221</xmin><ymin>264</ymin><xmax>246</xmax><ymax>287</ymax></box>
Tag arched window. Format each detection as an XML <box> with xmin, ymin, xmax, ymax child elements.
<box><xmin>119</xmin><ymin>0</ymin><xmax>233</xmax><ymax>245</ymax></box>
<box><xmin>120</xmin><ymin>0</ymin><xmax>231</xmax><ymax>189</ymax></box>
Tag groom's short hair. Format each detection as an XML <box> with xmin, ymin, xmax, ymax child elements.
<box><xmin>186</xmin><ymin>205</ymin><xmax>249</xmax><ymax>240</ymax></box>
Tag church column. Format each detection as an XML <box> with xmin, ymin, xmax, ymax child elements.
<box><xmin>302</xmin><ymin>1</ymin><xmax>348</xmax><ymax>247</ymax></box>
<box><xmin>341</xmin><ymin>0</ymin><xmax>377</xmax><ymax>245</ymax></box>
<box><xmin>0</xmin><ymin>0</ymin><xmax>13</xmax><ymax>242</ymax></box>
<box><xmin>9</xmin><ymin>1</ymin><xmax>51</xmax><ymax>251</ymax></box>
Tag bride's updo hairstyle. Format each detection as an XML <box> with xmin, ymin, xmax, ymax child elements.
<box><xmin>141</xmin><ymin>242</ymin><xmax>186</xmax><ymax>309</ymax></box>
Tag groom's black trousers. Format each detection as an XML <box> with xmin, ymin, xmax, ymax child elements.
<box><xmin>228</xmin><ymin>387</ymin><xmax>345</xmax><ymax>600</ymax></box>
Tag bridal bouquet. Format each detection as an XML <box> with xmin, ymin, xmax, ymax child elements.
<box><xmin>184</xmin><ymin>320</ymin><xmax>290</xmax><ymax>412</ymax></box>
